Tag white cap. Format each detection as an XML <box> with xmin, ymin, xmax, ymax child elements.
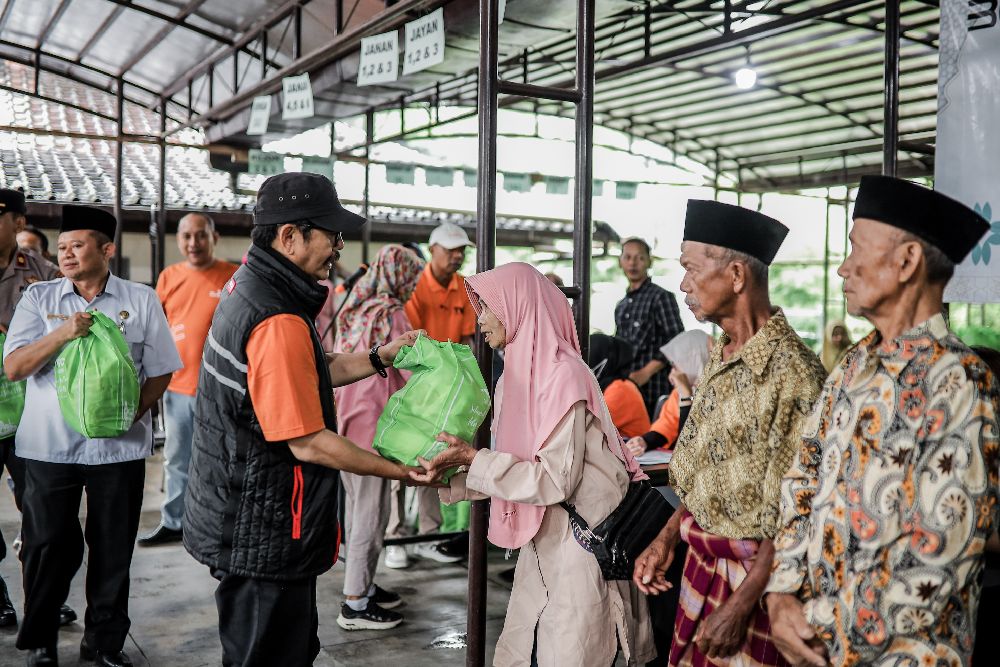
<box><xmin>428</xmin><ymin>222</ymin><xmax>473</xmax><ymax>250</ymax></box>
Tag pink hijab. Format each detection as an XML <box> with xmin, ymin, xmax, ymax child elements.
<box><xmin>465</xmin><ymin>263</ymin><xmax>643</xmax><ymax>549</ymax></box>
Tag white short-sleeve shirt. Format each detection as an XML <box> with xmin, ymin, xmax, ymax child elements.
<box><xmin>5</xmin><ymin>272</ymin><xmax>183</xmax><ymax>464</ymax></box>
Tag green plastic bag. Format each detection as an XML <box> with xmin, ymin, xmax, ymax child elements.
<box><xmin>374</xmin><ymin>334</ymin><xmax>491</xmax><ymax>480</ymax></box>
<box><xmin>0</xmin><ymin>333</ymin><xmax>26</xmax><ymax>438</ymax></box>
<box><xmin>55</xmin><ymin>310</ymin><xmax>140</xmax><ymax>438</ymax></box>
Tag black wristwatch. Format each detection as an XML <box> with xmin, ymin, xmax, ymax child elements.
<box><xmin>369</xmin><ymin>345</ymin><xmax>388</xmax><ymax>377</ymax></box>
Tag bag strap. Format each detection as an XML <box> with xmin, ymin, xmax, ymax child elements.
<box><xmin>559</xmin><ymin>501</ymin><xmax>589</xmax><ymax>530</ymax></box>
<box><xmin>560</xmin><ymin>501</ymin><xmax>601</xmax><ymax>543</ymax></box>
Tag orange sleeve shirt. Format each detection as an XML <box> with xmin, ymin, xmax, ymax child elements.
<box><xmin>156</xmin><ymin>260</ymin><xmax>239</xmax><ymax>395</ymax></box>
<box><xmin>649</xmin><ymin>390</ymin><xmax>681</xmax><ymax>449</ymax></box>
<box><xmin>603</xmin><ymin>379</ymin><xmax>652</xmax><ymax>439</ymax></box>
<box><xmin>405</xmin><ymin>266</ymin><xmax>476</xmax><ymax>342</ymax></box>
<box><xmin>245</xmin><ymin>314</ymin><xmax>326</xmax><ymax>441</ymax></box>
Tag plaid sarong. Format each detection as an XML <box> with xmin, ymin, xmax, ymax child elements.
<box><xmin>668</xmin><ymin>510</ymin><xmax>787</xmax><ymax>667</ymax></box>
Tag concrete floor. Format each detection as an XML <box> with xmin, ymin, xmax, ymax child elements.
<box><xmin>0</xmin><ymin>453</ymin><xmax>515</xmax><ymax>667</ymax></box>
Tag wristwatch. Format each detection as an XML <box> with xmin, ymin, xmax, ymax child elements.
<box><xmin>369</xmin><ymin>345</ymin><xmax>388</xmax><ymax>377</ymax></box>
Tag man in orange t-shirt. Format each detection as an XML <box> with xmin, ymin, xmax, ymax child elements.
<box><xmin>139</xmin><ymin>213</ymin><xmax>238</xmax><ymax>546</ymax></box>
<box><xmin>388</xmin><ymin>222</ymin><xmax>476</xmax><ymax>566</ymax></box>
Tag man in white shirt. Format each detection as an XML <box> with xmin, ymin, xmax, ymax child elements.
<box><xmin>5</xmin><ymin>205</ymin><xmax>181</xmax><ymax>667</ymax></box>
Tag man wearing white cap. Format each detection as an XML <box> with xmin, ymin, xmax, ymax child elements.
<box><xmin>384</xmin><ymin>222</ymin><xmax>477</xmax><ymax>567</ymax></box>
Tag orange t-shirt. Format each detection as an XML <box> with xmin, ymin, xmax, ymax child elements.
<box><xmin>246</xmin><ymin>314</ymin><xmax>326</xmax><ymax>441</ymax></box>
<box><xmin>156</xmin><ymin>260</ymin><xmax>239</xmax><ymax>395</ymax></box>
<box><xmin>649</xmin><ymin>390</ymin><xmax>681</xmax><ymax>449</ymax></box>
<box><xmin>603</xmin><ymin>378</ymin><xmax>651</xmax><ymax>439</ymax></box>
<box><xmin>404</xmin><ymin>265</ymin><xmax>476</xmax><ymax>343</ymax></box>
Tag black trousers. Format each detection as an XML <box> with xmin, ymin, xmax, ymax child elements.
<box><xmin>214</xmin><ymin>571</ymin><xmax>320</xmax><ymax>667</ymax></box>
<box><xmin>16</xmin><ymin>458</ymin><xmax>144</xmax><ymax>652</ymax></box>
<box><xmin>0</xmin><ymin>435</ymin><xmax>25</xmax><ymax>563</ymax></box>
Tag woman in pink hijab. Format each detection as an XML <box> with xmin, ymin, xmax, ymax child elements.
<box><xmin>415</xmin><ymin>263</ymin><xmax>655</xmax><ymax>666</ymax></box>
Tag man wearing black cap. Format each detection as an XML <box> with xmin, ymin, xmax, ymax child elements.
<box><xmin>764</xmin><ymin>176</ymin><xmax>1000</xmax><ymax>667</ymax></box>
<box><xmin>183</xmin><ymin>173</ymin><xmax>433</xmax><ymax>666</ymax></box>
<box><xmin>4</xmin><ymin>204</ymin><xmax>181</xmax><ymax>667</ymax></box>
<box><xmin>0</xmin><ymin>190</ymin><xmax>69</xmax><ymax>630</ymax></box>
<box><xmin>632</xmin><ymin>200</ymin><xmax>827</xmax><ymax>666</ymax></box>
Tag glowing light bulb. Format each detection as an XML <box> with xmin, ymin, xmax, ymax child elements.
<box><xmin>734</xmin><ymin>66</ymin><xmax>757</xmax><ymax>89</ymax></box>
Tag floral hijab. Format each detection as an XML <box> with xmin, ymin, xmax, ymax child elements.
<box><xmin>334</xmin><ymin>244</ymin><xmax>424</xmax><ymax>353</ymax></box>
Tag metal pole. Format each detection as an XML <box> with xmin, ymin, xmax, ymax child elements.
<box><xmin>113</xmin><ymin>76</ymin><xmax>124</xmax><ymax>276</ymax></box>
<box><xmin>363</xmin><ymin>109</ymin><xmax>373</xmax><ymax>264</ymax></box>
<box><xmin>882</xmin><ymin>0</ymin><xmax>900</xmax><ymax>176</ymax></box>
<box><xmin>842</xmin><ymin>186</ymin><xmax>849</xmax><ymax>320</ymax></box>
<box><xmin>468</xmin><ymin>0</ymin><xmax>499</xmax><ymax>664</ymax></box>
<box><xmin>154</xmin><ymin>98</ymin><xmax>167</xmax><ymax>286</ymax></box>
<box><xmin>574</xmin><ymin>0</ymin><xmax>595</xmax><ymax>361</ymax></box>
<box><xmin>822</xmin><ymin>190</ymin><xmax>831</xmax><ymax>340</ymax></box>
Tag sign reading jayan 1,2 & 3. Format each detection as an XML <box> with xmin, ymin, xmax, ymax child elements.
<box><xmin>282</xmin><ymin>74</ymin><xmax>314</xmax><ymax>121</ymax></box>
<box><xmin>358</xmin><ymin>31</ymin><xmax>399</xmax><ymax>86</ymax></box>
<box><xmin>403</xmin><ymin>8</ymin><xmax>445</xmax><ymax>76</ymax></box>
<box><xmin>937</xmin><ymin>0</ymin><xmax>1000</xmax><ymax>303</ymax></box>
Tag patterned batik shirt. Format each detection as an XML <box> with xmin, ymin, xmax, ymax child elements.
<box><xmin>669</xmin><ymin>309</ymin><xmax>827</xmax><ymax>540</ymax></box>
<box><xmin>766</xmin><ymin>314</ymin><xmax>1000</xmax><ymax>667</ymax></box>
<box><xmin>614</xmin><ymin>278</ymin><xmax>684</xmax><ymax>413</ymax></box>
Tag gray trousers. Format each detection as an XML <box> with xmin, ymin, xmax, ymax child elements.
<box><xmin>341</xmin><ymin>471</ymin><xmax>391</xmax><ymax>598</ymax></box>
<box><xmin>386</xmin><ymin>482</ymin><xmax>441</xmax><ymax>537</ymax></box>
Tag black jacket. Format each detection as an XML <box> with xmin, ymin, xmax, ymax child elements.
<box><xmin>183</xmin><ymin>243</ymin><xmax>341</xmax><ymax>581</ymax></box>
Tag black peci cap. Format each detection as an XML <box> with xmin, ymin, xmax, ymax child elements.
<box><xmin>683</xmin><ymin>200</ymin><xmax>789</xmax><ymax>265</ymax></box>
<box><xmin>253</xmin><ymin>172</ymin><xmax>365</xmax><ymax>233</ymax></box>
<box><xmin>853</xmin><ymin>175</ymin><xmax>989</xmax><ymax>263</ymax></box>
<box><xmin>0</xmin><ymin>189</ymin><xmax>26</xmax><ymax>216</ymax></box>
<box><xmin>60</xmin><ymin>205</ymin><xmax>117</xmax><ymax>241</ymax></box>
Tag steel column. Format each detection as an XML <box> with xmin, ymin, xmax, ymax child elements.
<box><xmin>363</xmin><ymin>109</ymin><xmax>373</xmax><ymax>264</ymax></box>
<box><xmin>574</xmin><ymin>0</ymin><xmax>595</xmax><ymax>361</ymax></box>
<box><xmin>113</xmin><ymin>77</ymin><xmax>124</xmax><ymax>276</ymax></box>
<box><xmin>468</xmin><ymin>0</ymin><xmax>499</xmax><ymax>664</ymax></box>
<box><xmin>154</xmin><ymin>99</ymin><xmax>168</xmax><ymax>286</ymax></box>
<box><xmin>882</xmin><ymin>0</ymin><xmax>900</xmax><ymax>176</ymax></box>
<box><xmin>822</xmin><ymin>191</ymin><xmax>831</xmax><ymax>340</ymax></box>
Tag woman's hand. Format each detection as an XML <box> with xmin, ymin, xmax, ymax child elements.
<box><xmin>626</xmin><ymin>436</ymin><xmax>647</xmax><ymax>457</ymax></box>
<box><xmin>668</xmin><ymin>367</ymin><xmax>692</xmax><ymax>397</ymax></box>
<box><xmin>408</xmin><ymin>433</ymin><xmax>478</xmax><ymax>484</ymax></box>
<box><xmin>379</xmin><ymin>329</ymin><xmax>426</xmax><ymax>365</ymax></box>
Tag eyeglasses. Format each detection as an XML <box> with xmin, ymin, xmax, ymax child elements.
<box><xmin>301</xmin><ymin>223</ymin><xmax>342</xmax><ymax>245</ymax></box>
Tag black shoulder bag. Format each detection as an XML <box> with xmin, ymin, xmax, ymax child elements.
<box><xmin>560</xmin><ymin>479</ymin><xmax>672</xmax><ymax>580</ymax></box>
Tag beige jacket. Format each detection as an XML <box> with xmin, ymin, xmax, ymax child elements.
<box><xmin>442</xmin><ymin>400</ymin><xmax>656</xmax><ymax>667</ymax></box>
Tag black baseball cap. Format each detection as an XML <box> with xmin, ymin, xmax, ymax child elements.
<box><xmin>253</xmin><ymin>172</ymin><xmax>365</xmax><ymax>233</ymax></box>
<box><xmin>0</xmin><ymin>189</ymin><xmax>26</xmax><ymax>216</ymax></box>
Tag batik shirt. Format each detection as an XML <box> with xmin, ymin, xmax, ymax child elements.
<box><xmin>669</xmin><ymin>309</ymin><xmax>827</xmax><ymax>540</ymax></box>
<box><xmin>767</xmin><ymin>314</ymin><xmax>1000</xmax><ymax>667</ymax></box>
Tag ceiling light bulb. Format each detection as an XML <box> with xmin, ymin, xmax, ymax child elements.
<box><xmin>734</xmin><ymin>67</ymin><xmax>757</xmax><ymax>89</ymax></box>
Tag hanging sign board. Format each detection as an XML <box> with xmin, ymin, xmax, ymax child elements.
<box><xmin>358</xmin><ymin>31</ymin><xmax>399</xmax><ymax>85</ymax></box>
<box><xmin>301</xmin><ymin>156</ymin><xmax>335</xmax><ymax>182</ymax></box>
<box><xmin>281</xmin><ymin>74</ymin><xmax>314</xmax><ymax>120</ymax></box>
<box><xmin>248</xmin><ymin>149</ymin><xmax>284</xmax><ymax>177</ymax></box>
<box><xmin>616</xmin><ymin>181</ymin><xmax>638</xmax><ymax>200</ymax></box>
<box><xmin>403</xmin><ymin>8</ymin><xmax>445</xmax><ymax>76</ymax></box>
<box><xmin>247</xmin><ymin>95</ymin><xmax>272</xmax><ymax>135</ymax></box>
<box><xmin>937</xmin><ymin>0</ymin><xmax>1000</xmax><ymax>303</ymax></box>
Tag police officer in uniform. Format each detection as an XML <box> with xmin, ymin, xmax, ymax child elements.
<box><xmin>0</xmin><ymin>189</ymin><xmax>67</xmax><ymax>629</ymax></box>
